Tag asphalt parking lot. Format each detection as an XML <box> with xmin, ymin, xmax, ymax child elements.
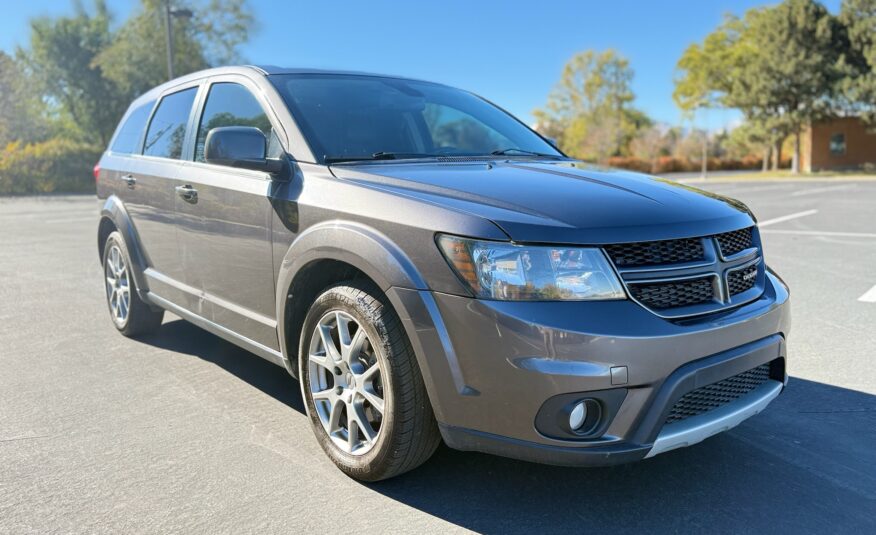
<box><xmin>1</xmin><ymin>178</ymin><xmax>875</xmax><ymax>533</ymax></box>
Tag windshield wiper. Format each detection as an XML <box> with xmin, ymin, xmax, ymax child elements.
<box><xmin>325</xmin><ymin>152</ymin><xmax>436</xmax><ymax>164</ymax></box>
<box><xmin>490</xmin><ymin>148</ymin><xmax>563</xmax><ymax>159</ymax></box>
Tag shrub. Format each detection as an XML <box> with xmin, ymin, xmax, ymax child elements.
<box><xmin>605</xmin><ymin>155</ymin><xmax>768</xmax><ymax>174</ymax></box>
<box><xmin>0</xmin><ymin>138</ymin><xmax>102</xmax><ymax>195</ymax></box>
<box><xmin>604</xmin><ymin>156</ymin><xmax>652</xmax><ymax>173</ymax></box>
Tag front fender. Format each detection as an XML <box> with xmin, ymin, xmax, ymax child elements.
<box><xmin>99</xmin><ymin>195</ymin><xmax>150</xmax><ymax>296</ymax></box>
<box><xmin>275</xmin><ymin>220</ymin><xmax>427</xmax><ymax>314</ymax></box>
<box><xmin>275</xmin><ymin>220</ymin><xmax>429</xmax><ymax>369</ymax></box>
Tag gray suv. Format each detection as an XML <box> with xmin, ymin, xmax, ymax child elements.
<box><xmin>96</xmin><ymin>66</ymin><xmax>790</xmax><ymax>481</ymax></box>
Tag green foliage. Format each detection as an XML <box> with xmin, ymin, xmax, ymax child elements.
<box><xmin>534</xmin><ymin>49</ymin><xmax>650</xmax><ymax>162</ymax></box>
<box><xmin>535</xmin><ymin>50</ymin><xmax>634</xmax><ymax>124</ymax></box>
<box><xmin>839</xmin><ymin>0</ymin><xmax>876</xmax><ymax>125</ymax></box>
<box><xmin>95</xmin><ymin>0</ymin><xmax>253</xmax><ymax>100</ymax></box>
<box><xmin>674</xmin><ymin>16</ymin><xmax>747</xmax><ymax>115</ymax></box>
<box><xmin>17</xmin><ymin>0</ymin><xmax>254</xmax><ymax>147</ymax></box>
<box><xmin>18</xmin><ymin>0</ymin><xmax>123</xmax><ymax>147</ymax></box>
<box><xmin>194</xmin><ymin>0</ymin><xmax>256</xmax><ymax>66</ymax></box>
<box><xmin>0</xmin><ymin>139</ymin><xmax>102</xmax><ymax>194</ymax></box>
<box><xmin>2</xmin><ymin>0</ymin><xmax>254</xmax><ymax>195</ymax></box>
<box><xmin>740</xmin><ymin>0</ymin><xmax>844</xmax><ymax>134</ymax></box>
<box><xmin>675</xmin><ymin>0</ymin><xmax>857</xmax><ymax>172</ymax></box>
<box><xmin>0</xmin><ymin>52</ymin><xmax>49</xmax><ymax>145</ymax></box>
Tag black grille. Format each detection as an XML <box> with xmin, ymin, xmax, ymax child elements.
<box><xmin>728</xmin><ymin>264</ymin><xmax>758</xmax><ymax>295</ymax></box>
<box><xmin>628</xmin><ymin>277</ymin><xmax>715</xmax><ymax>309</ymax></box>
<box><xmin>604</xmin><ymin>238</ymin><xmax>704</xmax><ymax>267</ymax></box>
<box><xmin>716</xmin><ymin>227</ymin><xmax>753</xmax><ymax>257</ymax></box>
<box><xmin>665</xmin><ymin>364</ymin><xmax>772</xmax><ymax>425</ymax></box>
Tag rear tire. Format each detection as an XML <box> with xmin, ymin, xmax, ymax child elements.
<box><xmin>299</xmin><ymin>280</ymin><xmax>441</xmax><ymax>481</ymax></box>
<box><xmin>102</xmin><ymin>231</ymin><xmax>163</xmax><ymax>337</ymax></box>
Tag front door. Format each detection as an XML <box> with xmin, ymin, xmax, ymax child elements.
<box><xmin>174</xmin><ymin>78</ymin><xmax>281</xmax><ymax>350</ymax></box>
<box><xmin>128</xmin><ymin>85</ymin><xmax>200</xmax><ymax>309</ymax></box>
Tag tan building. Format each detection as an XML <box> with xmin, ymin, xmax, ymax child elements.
<box><xmin>802</xmin><ymin>116</ymin><xmax>876</xmax><ymax>172</ymax></box>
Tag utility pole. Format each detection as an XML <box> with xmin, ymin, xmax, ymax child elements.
<box><xmin>164</xmin><ymin>1</ymin><xmax>174</xmax><ymax>81</ymax></box>
<box><xmin>701</xmin><ymin>131</ymin><xmax>708</xmax><ymax>178</ymax></box>
<box><xmin>700</xmin><ymin>108</ymin><xmax>708</xmax><ymax>179</ymax></box>
<box><xmin>163</xmin><ymin>1</ymin><xmax>193</xmax><ymax>81</ymax></box>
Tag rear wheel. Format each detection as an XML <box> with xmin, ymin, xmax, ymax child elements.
<box><xmin>102</xmin><ymin>231</ymin><xmax>163</xmax><ymax>337</ymax></box>
<box><xmin>299</xmin><ymin>280</ymin><xmax>441</xmax><ymax>481</ymax></box>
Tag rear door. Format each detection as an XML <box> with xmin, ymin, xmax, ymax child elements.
<box><xmin>131</xmin><ymin>83</ymin><xmax>201</xmax><ymax>309</ymax></box>
<box><xmin>173</xmin><ymin>76</ymin><xmax>283</xmax><ymax>350</ymax></box>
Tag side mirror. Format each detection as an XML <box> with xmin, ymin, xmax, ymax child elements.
<box><xmin>205</xmin><ymin>126</ymin><xmax>284</xmax><ymax>174</ymax></box>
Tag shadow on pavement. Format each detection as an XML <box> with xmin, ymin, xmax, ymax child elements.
<box><xmin>372</xmin><ymin>379</ymin><xmax>876</xmax><ymax>534</ymax></box>
<box><xmin>138</xmin><ymin>319</ymin><xmax>876</xmax><ymax>533</ymax></box>
<box><xmin>138</xmin><ymin>318</ymin><xmax>306</xmax><ymax>415</ymax></box>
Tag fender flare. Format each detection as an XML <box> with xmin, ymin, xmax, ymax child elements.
<box><xmin>275</xmin><ymin>220</ymin><xmax>429</xmax><ymax>368</ymax></box>
<box><xmin>98</xmin><ymin>195</ymin><xmax>151</xmax><ymax>296</ymax></box>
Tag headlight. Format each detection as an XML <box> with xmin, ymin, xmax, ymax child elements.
<box><xmin>437</xmin><ymin>234</ymin><xmax>626</xmax><ymax>301</ymax></box>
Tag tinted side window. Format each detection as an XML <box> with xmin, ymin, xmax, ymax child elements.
<box><xmin>111</xmin><ymin>100</ymin><xmax>154</xmax><ymax>154</ymax></box>
<box><xmin>143</xmin><ymin>88</ymin><xmax>197</xmax><ymax>160</ymax></box>
<box><xmin>195</xmin><ymin>82</ymin><xmax>276</xmax><ymax>162</ymax></box>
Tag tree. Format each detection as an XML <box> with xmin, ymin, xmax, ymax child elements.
<box><xmin>18</xmin><ymin>0</ymin><xmax>254</xmax><ymax>147</ymax></box>
<box><xmin>674</xmin><ymin>0</ymin><xmax>847</xmax><ymax>173</ymax></box>
<box><xmin>0</xmin><ymin>52</ymin><xmax>48</xmax><ymax>146</ymax></box>
<box><xmin>630</xmin><ymin>126</ymin><xmax>671</xmax><ymax>173</ymax></box>
<box><xmin>534</xmin><ymin>49</ymin><xmax>649</xmax><ymax>162</ymax></box>
<box><xmin>727</xmin><ymin>122</ymin><xmax>773</xmax><ymax>171</ymax></box>
<box><xmin>673</xmin><ymin>16</ymin><xmax>750</xmax><ymax>174</ymax></box>
<box><xmin>674</xmin><ymin>15</ymin><xmax>747</xmax><ymax>114</ymax></box>
<box><xmin>839</xmin><ymin>0</ymin><xmax>876</xmax><ymax>126</ymax></box>
<box><xmin>743</xmin><ymin>0</ymin><xmax>846</xmax><ymax>173</ymax></box>
<box><xmin>95</xmin><ymin>0</ymin><xmax>254</xmax><ymax>100</ymax></box>
<box><xmin>18</xmin><ymin>1</ymin><xmax>123</xmax><ymax>146</ymax></box>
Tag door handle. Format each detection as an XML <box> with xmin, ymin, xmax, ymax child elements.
<box><xmin>175</xmin><ymin>184</ymin><xmax>198</xmax><ymax>203</ymax></box>
<box><xmin>121</xmin><ymin>174</ymin><xmax>136</xmax><ymax>189</ymax></box>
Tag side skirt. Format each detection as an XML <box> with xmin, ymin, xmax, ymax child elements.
<box><xmin>146</xmin><ymin>291</ymin><xmax>287</xmax><ymax>369</ymax></box>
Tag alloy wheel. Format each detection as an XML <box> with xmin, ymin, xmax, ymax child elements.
<box><xmin>307</xmin><ymin>310</ymin><xmax>385</xmax><ymax>455</ymax></box>
<box><xmin>105</xmin><ymin>244</ymin><xmax>130</xmax><ymax>326</ymax></box>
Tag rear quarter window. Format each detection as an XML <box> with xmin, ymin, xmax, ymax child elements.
<box><xmin>110</xmin><ymin>101</ymin><xmax>154</xmax><ymax>154</ymax></box>
<box><xmin>143</xmin><ymin>88</ymin><xmax>198</xmax><ymax>160</ymax></box>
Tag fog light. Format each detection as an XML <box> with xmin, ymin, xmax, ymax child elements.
<box><xmin>569</xmin><ymin>401</ymin><xmax>588</xmax><ymax>430</ymax></box>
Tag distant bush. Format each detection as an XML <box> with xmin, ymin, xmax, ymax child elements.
<box><xmin>604</xmin><ymin>156</ymin><xmax>652</xmax><ymax>173</ymax></box>
<box><xmin>0</xmin><ymin>139</ymin><xmax>102</xmax><ymax>195</ymax></box>
<box><xmin>604</xmin><ymin>155</ymin><xmax>772</xmax><ymax>175</ymax></box>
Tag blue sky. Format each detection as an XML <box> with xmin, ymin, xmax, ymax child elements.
<box><xmin>1</xmin><ymin>0</ymin><xmax>843</xmax><ymax>129</ymax></box>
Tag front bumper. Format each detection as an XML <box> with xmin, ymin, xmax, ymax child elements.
<box><xmin>387</xmin><ymin>271</ymin><xmax>790</xmax><ymax>466</ymax></box>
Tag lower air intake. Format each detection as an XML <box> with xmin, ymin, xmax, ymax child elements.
<box><xmin>665</xmin><ymin>363</ymin><xmax>772</xmax><ymax>425</ymax></box>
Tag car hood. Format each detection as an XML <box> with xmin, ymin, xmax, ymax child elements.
<box><xmin>330</xmin><ymin>160</ymin><xmax>755</xmax><ymax>244</ymax></box>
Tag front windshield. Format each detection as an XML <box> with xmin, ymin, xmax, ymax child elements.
<box><xmin>269</xmin><ymin>74</ymin><xmax>563</xmax><ymax>163</ymax></box>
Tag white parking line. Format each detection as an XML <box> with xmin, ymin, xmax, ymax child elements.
<box><xmin>757</xmin><ymin>209</ymin><xmax>818</xmax><ymax>227</ymax></box>
<box><xmin>761</xmin><ymin>229</ymin><xmax>876</xmax><ymax>239</ymax></box>
<box><xmin>719</xmin><ymin>184</ymin><xmax>794</xmax><ymax>194</ymax></box>
<box><xmin>790</xmin><ymin>184</ymin><xmax>856</xmax><ymax>197</ymax></box>
<box><xmin>859</xmin><ymin>285</ymin><xmax>876</xmax><ymax>303</ymax></box>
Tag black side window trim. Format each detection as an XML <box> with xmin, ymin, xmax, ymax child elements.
<box><xmin>141</xmin><ymin>84</ymin><xmax>202</xmax><ymax>161</ymax></box>
<box><xmin>109</xmin><ymin>100</ymin><xmax>156</xmax><ymax>156</ymax></box>
<box><xmin>193</xmin><ymin>81</ymin><xmax>279</xmax><ymax>165</ymax></box>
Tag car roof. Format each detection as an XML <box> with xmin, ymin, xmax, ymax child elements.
<box><xmin>131</xmin><ymin>65</ymin><xmax>438</xmax><ymax>107</ymax></box>
<box><xmin>131</xmin><ymin>65</ymin><xmax>445</xmax><ymax>113</ymax></box>
<box><xmin>252</xmin><ymin>65</ymin><xmax>418</xmax><ymax>80</ymax></box>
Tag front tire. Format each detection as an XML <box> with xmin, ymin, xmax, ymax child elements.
<box><xmin>299</xmin><ymin>280</ymin><xmax>441</xmax><ymax>481</ymax></box>
<box><xmin>102</xmin><ymin>231</ymin><xmax>163</xmax><ymax>337</ymax></box>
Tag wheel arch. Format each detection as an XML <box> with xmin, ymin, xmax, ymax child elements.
<box><xmin>99</xmin><ymin>195</ymin><xmax>150</xmax><ymax>296</ymax></box>
<box><xmin>276</xmin><ymin>221</ymin><xmax>428</xmax><ymax>377</ymax></box>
